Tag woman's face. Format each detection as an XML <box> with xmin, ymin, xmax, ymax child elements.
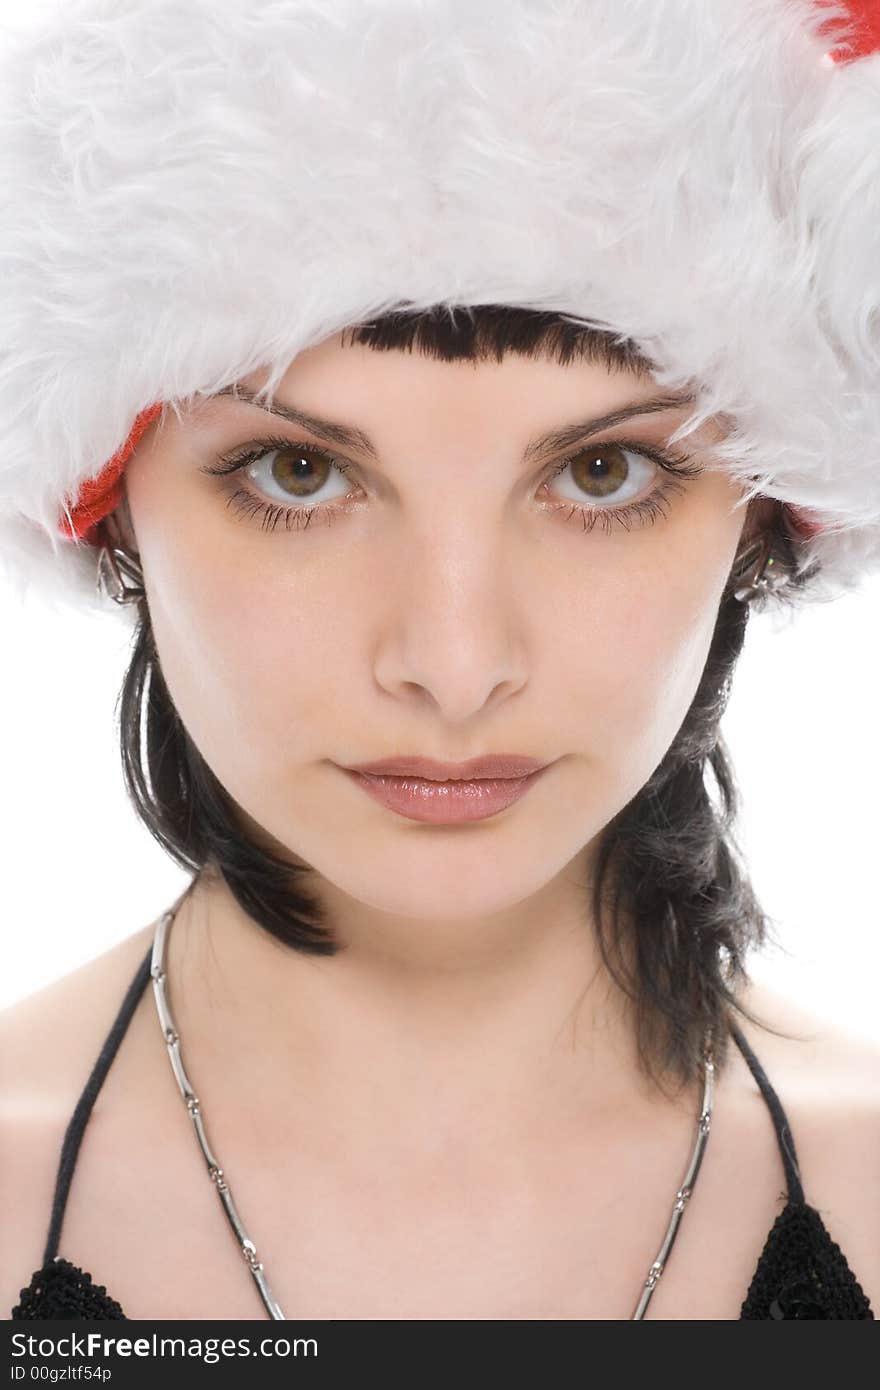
<box><xmin>118</xmin><ymin>333</ymin><xmax>753</xmax><ymax>926</ymax></box>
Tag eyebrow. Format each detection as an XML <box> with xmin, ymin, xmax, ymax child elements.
<box><xmin>207</xmin><ymin>383</ymin><xmax>698</xmax><ymax>463</ymax></box>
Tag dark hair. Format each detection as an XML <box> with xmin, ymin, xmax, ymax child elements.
<box><xmin>112</xmin><ymin>304</ymin><xmax>821</xmax><ymax>1097</ymax></box>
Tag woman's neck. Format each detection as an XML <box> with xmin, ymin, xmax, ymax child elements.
<box><xmin>163</xmin><ymin>865</ymin><xmax>696</xmax><ymax>1168</ymax></box>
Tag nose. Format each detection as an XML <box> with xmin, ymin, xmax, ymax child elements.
<box><xmin>371</xmin><ymin>528</ymin><xmax>530</xmax><ymax>721</ymax></box>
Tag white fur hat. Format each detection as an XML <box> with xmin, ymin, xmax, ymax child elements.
<box><xmin>0</xmin><ymin>0</ymin><xmax>878</xmax><ymax>626</ymax></box>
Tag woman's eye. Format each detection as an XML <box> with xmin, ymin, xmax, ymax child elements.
<box><xmin>544</xmin><ymin>442</ymin><xmax>656</xmax><ymax>507</ymax></box>
<box><xmin>201</xmin><ymin>434</ymin><xmax>701</xmax><ymax>535</ymax></box>
<box><xmin>201</xmin><ymin>438</ymin><xmax>358</xmax><ymax>531</ymax></box>
<box><xmin>241</xmin><ymin>441</ymin><xmax>352</xmax><ymax>504</ymax></box>
<box><xmin>539</xmin><ymin>441</ymin><xmax>701</xmax><ymax>534</ymax></box>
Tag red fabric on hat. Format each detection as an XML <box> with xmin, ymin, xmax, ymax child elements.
<box><xmin>58</xmin><ymin>402</ymin><xmax>162</xmax><ymax>543</ymax></box>
<box><xmin>783</xmin><ymin>505</ymin><xmax>827</xmax><ymax>540</ymax></box>
<box><xmin>821</xmin><ymin>0</ymin><xmax>880</xmax><ymax>62</ymax></box>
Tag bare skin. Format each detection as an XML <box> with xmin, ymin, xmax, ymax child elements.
<box><xmin>2</xmin><ymin>931</ymin><xmax>878</xmax><ymax>1320</ymax></box>
<box><xmin>3</xmin><ymin>337</ymin><xmax>878</xmax><ymax>1319</ymax></box>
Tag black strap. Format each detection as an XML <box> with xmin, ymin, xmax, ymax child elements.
<box><xmin>729</xmin><ymin>1021</ymin><xmax>805</xmax><ymax>1206</ymax></box>
<box><xmin>42</xmin><ymin>945</ymin><xmax>155</xmax><ymax>1267</ymax></box>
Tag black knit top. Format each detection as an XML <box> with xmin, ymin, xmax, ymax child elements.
<box><xmin>9</xmin><ymin>947</ymin><xmax>875</xmax><ymax>1320</ymax></box>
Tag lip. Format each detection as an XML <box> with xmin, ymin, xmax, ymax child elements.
<box><xmin>338</xmin><ymin>760</ymin><xmax>554</xmax><ymax>824</ymax></box>
<box><xmin>344</xmin><ymin>753</ymin><xmax>549</xmax><ymax>780</ymax></box>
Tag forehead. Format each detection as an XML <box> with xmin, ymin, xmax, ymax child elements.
<box><xmin>195</xmin><ymin>345</ymin><xmax>698</xmax><ymax>469</ymax></box>
<box><xmin>177</xmin><ymin>306</ymin><xmax>711</xmax><ymax>465</ymax></box>
<box><xmin>196</xmin><ymin>309</ymin><xmax>664</xmax><ymax>412</ymax></box>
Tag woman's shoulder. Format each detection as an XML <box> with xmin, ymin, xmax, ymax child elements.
<box><xmin>0</xmin><ymin>924</ymin><xmax>155</xmax><ymax>1106</ymax></box>
<box><xmin>732</xmin><ymin>978</ymin><xmax>880</xmax><ymax>1311</ymax></box>
<box><xmin>733</xmin><ymin>977</ymin><xmax>880</xmax><ymax>1112</ymax></box>
<box><xmin>0</xmin><ymin>924</ymin><xmax>155</xmax><ymax>1318</ymax></box>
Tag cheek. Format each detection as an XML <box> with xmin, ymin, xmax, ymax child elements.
<box><xmin>144</xmin><ymin>543</ymin><xmax>340</xmax><ymax>804</ymax></box>
<box><xmin>546</xmin><ymin>542</ymin><xmax>726</xmax><ymax>804</ymax></box>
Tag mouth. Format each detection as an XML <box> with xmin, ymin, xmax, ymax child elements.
<box><xmin>337</xmin><ymin>760</ymin><xmax>555</xmax><ymax>824</ymax></box>
<box><xmin>342</xmin><ymin>753</ymin><xmax>551</xmax><ymax>781</ymax></box>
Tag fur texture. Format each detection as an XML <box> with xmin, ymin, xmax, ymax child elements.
<box><xmin>0</xmin><ymin>0</ymin><xmax>877</xmax><ymax>626</ymax></box>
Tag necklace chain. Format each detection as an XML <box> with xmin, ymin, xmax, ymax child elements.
<box><xmin>150</xmin><ymin>899</ymin><xmax>715</xmax><ymax>1320</ymax></box>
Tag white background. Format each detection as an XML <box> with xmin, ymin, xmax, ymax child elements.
<box><xmin>2</xmin><ymin>572</ymin><xmax>878</xmax><ymax>1043</ymax></box>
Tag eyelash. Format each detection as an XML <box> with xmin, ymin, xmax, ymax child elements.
<box><xmin>200</xmin><ymin>432</ymin><xmax>704</xmax><ymax>535</ymax></box>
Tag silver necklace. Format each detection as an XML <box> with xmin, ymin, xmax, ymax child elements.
<box><xmin>150</xmin><ymin>900</ymin><xmax>715</xmax><ymax>1320</ymax></box>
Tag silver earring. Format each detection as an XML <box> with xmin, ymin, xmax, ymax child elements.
<box><xmin>731</xmin><ymin>533</ymin><xmax>789</xmax><ymax>603</ymax></box>
<box><xmin>96</xmin><ymin>539</ymin><xmax>146</xmax><ymax>605</ymax></box>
